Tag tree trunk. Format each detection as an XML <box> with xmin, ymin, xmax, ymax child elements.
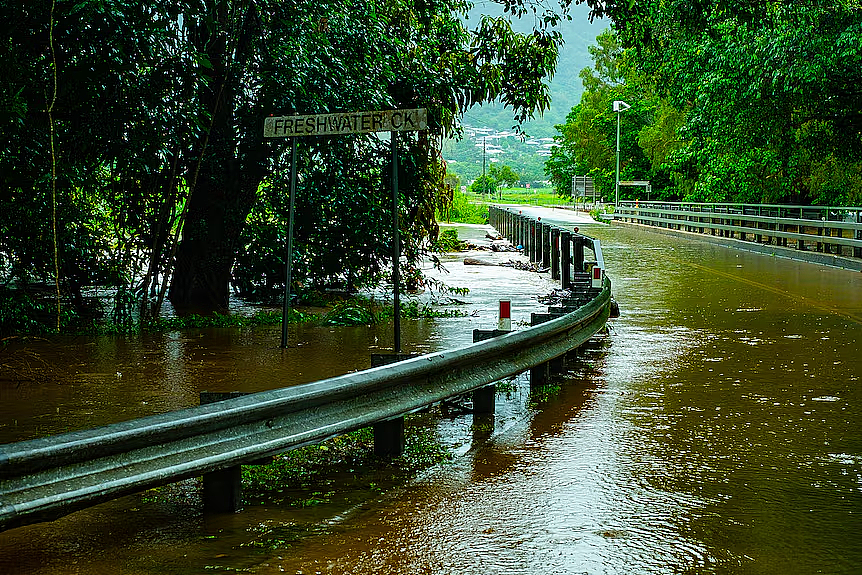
<box><xmin>168</xmin><ymin>169</ymin><xmax>256</xmax><ymax>315</ymax></box>
<box><xmin>168</xmin><ymin>2</ymin><xmax>266</xmax><ymax>316</ymax></box>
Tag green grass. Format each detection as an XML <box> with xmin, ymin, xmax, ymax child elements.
<box><xmin>241</xmin><ymin>421</ymin><xmax>452</xmax><ymax>507</ymax></box>
<box><xmin>430</xmin><ymin>228</ymin><xmax>468</xmax><ymax>252</ymax></box>
<box><xmin>467</xmin><ymin>188</ymin><xmax>573</xmax><ymax>207</ymax></box>
<box><xmin>437</xmin><ymin>188</ymin><xmax>489</xmax><ymax>224</ymax></box>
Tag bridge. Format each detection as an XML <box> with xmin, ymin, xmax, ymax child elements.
<box><xmin>0</xmin><ymin>208</ymin><xmax>612</xmax><ymax>532</ymax></box>
<box><xmin>615</xmin><ymin>200</ymin><xmax>862</xmax><ymax>271</ymax></box>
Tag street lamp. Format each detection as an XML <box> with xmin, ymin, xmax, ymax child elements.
<box><xmin>613</xmin><ymin>100</ymin><xmax>631</xmax><ymax>206</ymax></box>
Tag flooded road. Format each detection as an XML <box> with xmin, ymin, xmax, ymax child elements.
<box><xmin>2</xmin><ymin>207</ymin><xmax>861</xmax><ymax>574</ymax></box>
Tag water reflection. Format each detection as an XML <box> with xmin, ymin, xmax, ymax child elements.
<box><xmin>1</xmin><ymin>212</ymin><xmax>861</xmax><ymax>574</ymax></box>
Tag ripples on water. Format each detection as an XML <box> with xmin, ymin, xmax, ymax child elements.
<box><xmin>1</xmin><ymin>216</ymin><xmax>861</xmax><ymax>574</ymax></box>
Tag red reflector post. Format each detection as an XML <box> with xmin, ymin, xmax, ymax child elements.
<box><xmin>498</xmin><ymin>300</ymin><xmax>511</xmax><ymax>331</ymax></box>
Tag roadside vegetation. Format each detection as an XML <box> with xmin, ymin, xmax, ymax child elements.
<box><xmin>241</xmin><ymin>422</ymin><xmax>452</xmax><ymax>508</ymax></box>
<box><xmin>1</xmin><ymin>0</ymin><xmax>575</xmax><ymax>336</ymax></box>
<box><xmin>434</xmin><ymin>181</ymin><xmax>572</xmax><ymax>226</ymax></box>
<box><xmin>546</xmin><ymin>4</ymin><xmax>862</xmax><ymax>206</ymax></box>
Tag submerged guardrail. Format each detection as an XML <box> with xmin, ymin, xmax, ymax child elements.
<box><xmin>0</xmin><ymin>212</ymin><xmax>612</xmax><ymax>532</ymax></box>
<box><xmin>488</xmin><ymin>205</ymin><xmax>606</xmax><ymax>290</ymax></box>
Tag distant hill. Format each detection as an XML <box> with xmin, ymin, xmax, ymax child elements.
<box><xmin>445</xmin><ymin>5</ymin><xmax>608</xmax><ymax>183</ymax></box>
<box><xmin>461</xmin><ymin>4</ymin><xmax>607</xmax><ymax>137</ymax></box>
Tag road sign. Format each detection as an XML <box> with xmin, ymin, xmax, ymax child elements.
<box><xmin>619</xmin><ymin>180</ymin><xmax>650</xmax><ymax>186</ymax></box>
<box><xmin>613</xmin><ymin>100</ymin><xmax>631</xmax><ymax>112</ymax></box>
<box><xmin>265</xmin><ymin>108</ymin><xmax>428</xmax><ymax>138</ymax></box>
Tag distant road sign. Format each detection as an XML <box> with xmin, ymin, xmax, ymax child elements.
<box><xmin>265</xmin><ymin>108</ymin><xmax>427</xmax><ymax>138</ymax></box>
<box><xmin>619</xmin><ymin>180</ymin><xmax>650</xmax><ymax>186</ymax></box>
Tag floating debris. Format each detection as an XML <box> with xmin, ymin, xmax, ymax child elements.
<box><xmin>499</xmin><ymin>260</ymin><xmax>544</xmax><ymax>273</ymax></box>
<box><xmin>489</xmin><ymin>241</ymin><xmax>519</xmax><ymax>252</ymax></box>
<box><xmin>538</xmin><ymin>288</ymin><xmax>577</xmax><ymax>305</ymax></box>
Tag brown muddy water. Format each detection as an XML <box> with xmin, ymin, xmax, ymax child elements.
<box><xmin>1</xmin><ymin>207</ymin><xmax>861</xmax><ymax>574</ymax></box>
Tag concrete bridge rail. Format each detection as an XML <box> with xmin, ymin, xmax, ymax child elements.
<box><xmin>0</xmin><ymin>275</ymin><xmax>611</xmax><ymax>532</ymax></box>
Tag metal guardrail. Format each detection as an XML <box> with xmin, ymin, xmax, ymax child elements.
<box><xmin>0</xmin><ymin>227</ymin><xmax>611</xmax><ymax>533</ymax></box>
<box><xmin>616</xmin><ymin>201</ymin><xmax>862</xmax><ymax>263</ymax></box>
<box><xmin>488</xmin><ymin>205</ymin><xmax>606</xmax><ymax>289</ymax></box>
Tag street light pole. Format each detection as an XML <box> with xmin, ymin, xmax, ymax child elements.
<box><xmin>613</xmin><ymin>100</ymin><xmax>631</xmax><ymax>207</ymax></box>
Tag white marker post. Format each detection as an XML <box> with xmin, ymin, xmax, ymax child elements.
<box><xmin>591</xmin><ymin>238</ymin><xmax>605</xmax><ymax>289</ymax></box>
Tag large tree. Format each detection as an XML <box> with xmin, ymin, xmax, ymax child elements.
<box><xmin>548</xmin><ymin>1</ymin><xmax>862</xmax><ymax>205</ymax></box>
<box><xmin>1</xmin><ymin>0</ymin><xmax>576</xmax><ymax>329</ymax></box>
<box><xmin>545</xmin><ymin>30</ymin><xmax>657</xmax><ymax>201</ymax></box>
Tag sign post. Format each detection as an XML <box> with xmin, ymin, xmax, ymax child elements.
<box><xmin>265</xmin><ymin>108</ymin><xmax>428</xmax><ymax>350</ymax></box>
<box><xmin>280</xmin><ymin>138</ymin><xmax>298</xmax><ymax>348</ymax></box>
<box><xmin>391</xmin><ymin>132</ymin><xmax>401</xmax><ymax>353</ymax></box>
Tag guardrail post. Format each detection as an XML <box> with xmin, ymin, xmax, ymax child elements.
<box><xmin>530</xmin><ymin>313</ymin><xmax>561</xmax><ymax>389</ymax></box>
<box><xmin>374</xmin><ymin>417</ymin><xmax>405</xmax><ymax>457</ymax></box>
<box><xmin>472</xmin><ymin>386</ymin><xmax>495</xmax><ymax>413</ymax></box>
<box><xmin>541</xmin><ymin>222</ymin><xmax>551</xmax><ymax>269</ymax></box>
<box><xmin>369</xmin><ymin>353</ymin><xmax>417</xmax><ymax>456</ymax></box>
<box><xmin>530</xmin><ymin>362</ymin><xmax>549</xmax><ymax>387</ymax></box>
<box><xmin>573</xmin><ymin>237</ymin><xmax>585</xmax><ymax>274</ymax></box>
<box><xmin>535</xmin><ymin>220</ymin><xmax>542</xmax><ymax>263</ymax></box>
<box><xmin>519</xmin><ymin>214</ymin><xmax>528</xmax><ymax>250</ymax></box>
<box><xmin>560</xmin><ymin>231</ymin><xmax>572</xmax><ymax>289</ymax></box>
<box><xmin>551</xmin><ymin>228</ymin><xmax>561</xmax><ymax>280</ymax></box>
<box><xmin>201</xmin><ymin>391</ymin><xmax>247</xmax><ymax>514</ymax></box>
<box><xmin>203</xmin><ymin>466</ymin><xmax>243</xmax><ymax>514</ymax></box>
<box><xmin>530</xmin><ymin>220</ymin><xmax>539</xmax><ymax>262</ymax></box>
<box><xmin>548</xmin><ymin>355</ymin><xmax>565</xmax><ymax>376</ymax></box>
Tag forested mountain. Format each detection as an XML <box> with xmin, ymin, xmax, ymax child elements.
<box><xmin>444</xmin><ymin>3</ymin><xmax>607</xmax><ymax>183</ymax></box>
<box><xmin>463</xmin><ymin>3</ymin><xmax>606</xmax><ymax>137</ymax></box>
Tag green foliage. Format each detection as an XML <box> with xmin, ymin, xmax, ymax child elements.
<box><xmin>431</xmin><ymin>229</ymin><xmax>468</xmax><ymax>252</ymax></box>
<box><xmin>0</xmin><ymin>288</ymin><xmax>85</xmax><ymax>335</ymax></box>
<box><xmin>241</xmin><ymin>423</ymin><xmax>451</xmax><ymax>506</ymax></box>
<box><xmin>436</xmin><ymin>186</ymin><xmax>488</xmax><ymax>224</ymax></box>
<box><xmin>399</xmin><ymin>300</ymin><xmax>468</xmax><ymax>319</ymax></box>
<box><xmin>489</xmin><ymin>164</ymin><xmax>521</xmax><ymax>188</ymax></box>
<box><xmin>470</xmin><ymin>174</ymin><xmax>498</xmax><ymax>197</ymax></box>
<box><xmin>319</xmin><ymin>296</ymin><xmax>467</xmax><ymax>327</ymax></box>
<box><xmin>0</xmin><ymin>0</ymin><xmax>575</xmax><ymax>334</ymax></box>
<box><xmin>443</xmin><ymin>171</ymin><xmax>461</xmax><ymax>192</ymax></box>
<box><xmin>590</xmin><ymin>205</ymin><xmax>614</xmax><ymax>224</ymax></box>
<box><xmin>147</xmin><ymin>309</ymin><xmax>310</xmax><ymax>332</ymax></box>
<box><xmin>528</xmin><ymin>382</ymin><xmax>562</xmax><ymax>406</ymax></box>
<box><xmin>545</xmin><ymin>30</ymin><xmax>657</xmax><ymax>203</ymax></box>
<box><xmin>550</xmin><ymin>4</ymin><xmax>862</xmax><ymax>206</ymax></box>
<box><xmin>321</xmin><ymin>300</ymin><xmax>379</xmax><ymax>327</ymax></box>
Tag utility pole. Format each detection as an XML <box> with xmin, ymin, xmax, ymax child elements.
<box><xmin>482</xmin><ymin>136</ymin><xmax>487</xmax><ymax>197</ymax></box>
